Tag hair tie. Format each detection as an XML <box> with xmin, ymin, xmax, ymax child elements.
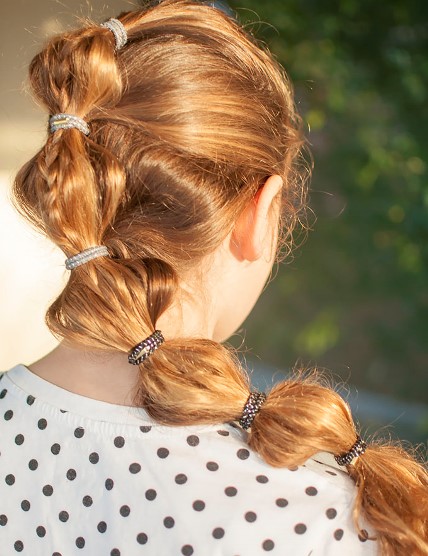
<box><xmin>49</xmin><ymin>113</ymin><xmax>90</xmax><ymax>136</ymax></box>
<box><xmin>65</xmin><ymin>246</ymin><xmax>110</xmax><ymax>270</ymax></box>
<box><xmin>334</xmin><ymin>436</ymin><xmax>367</xmax><ymax>466</ymax></box>
<box><xmin>100</xmin><ymin>18</ymin><xmax>128</xmax><ymax>50</ymax></box>
<box><xmin>128</xmin><ymin>330</ymin><xmax>165</xmax><ymax>365</ymax></box>
<box><xmin>239</xmin><ymin>391</ymin><xmax>267</xmax><ymax>430</ymax></box>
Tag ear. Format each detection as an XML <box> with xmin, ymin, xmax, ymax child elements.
<box><xmin>231</xmin><ymin>175</ymin><xmax>283</xmax><ymax>262</ymax></box>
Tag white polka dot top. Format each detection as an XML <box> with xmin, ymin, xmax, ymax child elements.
<box><xmin>0</xmin><ymin>365</ymin><xmax>378</xmax><ymax>555</ymax></box>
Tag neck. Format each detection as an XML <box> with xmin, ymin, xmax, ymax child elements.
<box><xmin>29</xmin><ymin>344</ymin><xmax>141</xmax><ymax>406</ymax></box>
<box><xmin>29</xmin><ymin>287</ymin><xmax>215</xmax><ymax>406</ymax></box>
<box><xmin>27</xmin><ymin>227</ymin><xmax>270</xmax><ymax>405</ymax></box>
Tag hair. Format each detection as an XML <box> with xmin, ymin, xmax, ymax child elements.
<box><xmin>13</xmin><ymin>0</ymin><xmax>428</xmax><ymax>553</ymax></box>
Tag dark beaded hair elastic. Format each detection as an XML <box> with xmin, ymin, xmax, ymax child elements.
<box><xmin>128</xmin><ymin>330</ymin><xmax>165</xmax><ymax>365</ymax></box>
<box><xmin>239</xmin><ymin>391</ymin><xmax>267</xmax><ymax>430</ymax></box>
<box><xmin>334</xmin><ymin>436</ymin><xmax>367</xmax><ymax>466</ymax></box>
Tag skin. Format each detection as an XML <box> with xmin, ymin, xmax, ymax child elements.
<box><xmin>29</xmin><ymin>175</ymin><xmax>283</xmax><ymax>406</ymax></box>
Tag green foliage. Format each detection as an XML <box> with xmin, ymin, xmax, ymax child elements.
<box><xmin>228</xmin><ymin>0</ymin><xmax>428</xmax><ymax>404</ymax></box>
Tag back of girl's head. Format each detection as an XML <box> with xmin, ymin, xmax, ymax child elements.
<box><xmin>17</xmin><ymin>1</ymin><xmax>304</xmax><ymax>258</ymax></box>
<box><xmin>13</xmin><ymin>2</ymin><xmax>428</xmax><ymax>554</ymax></box>
<box><xmin>15</xmin><ymin>0</ymin><xmax>305</xmax><ymax>349</ymax></box>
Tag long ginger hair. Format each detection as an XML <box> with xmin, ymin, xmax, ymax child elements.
<box><xmin>13</xmin><ymin>1</ymin><xmax>428</xmax><ymax>553</ymax></box>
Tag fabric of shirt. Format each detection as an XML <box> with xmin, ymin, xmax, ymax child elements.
<box><xmin>0</xmin><ymin>365</ymin><xmax>378</xmax><ymax>555</ymax></box>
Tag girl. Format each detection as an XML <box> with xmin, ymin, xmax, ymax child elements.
<box><xmin>1</xmin><ymin>1</ymin><xmax>427</xmax><ymax>554</ymax></box>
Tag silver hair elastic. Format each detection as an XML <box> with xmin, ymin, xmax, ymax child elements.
<box><xmin>334</xmin><ymin>436</ymin><xmax>367</xmax><ymax>466</ymax></box>
<box><xmin>65</xmin><ymin>246</ymin><xmax>110</xmax><ymax>270</ymax></box>
<box><xmin>100</xmin><ymin>18</ymin><xmax>128</xmax><ymax>50</ymax></box>
<box><xmin>49</xmin><ymin>113</ymin><xmax>90</xmax><ymax>136</ymax></box>
<box><xmin>128</xmin><ymin>330</ymin><xmax>165</xmax><ymax>365</ymax></box>
<box><xmin>239</xmin><ymin>391</ymin><xmax>267</xmax><ymax>430</ymax></box>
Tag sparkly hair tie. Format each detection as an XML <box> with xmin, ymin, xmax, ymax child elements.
<box><xmin>239</xmin><ymin>391</ymin><xmax>267</xmax><ymax>430</ymax></box>
<box><xmin>128</xmin><ymin>330</ymin><xmax>165</xmax><ymax>365</ymax></box>
<box><xmin>334</xmin><ymin>436</ymin><xmax>367</xmax><ymax>466</ymax></box>
<box><xmin>49</xmin><ymin>113</ymin><xmax>90</xmax><ymax>136</ymax></box>
<box><xmin>100</xmin><ymin>18</ymin><xmax>128</xmax><ymax>50</ymax></box>
<box><xmin>65</xmin><ymin>246</ymin><xmax>110</xmax><ymax>270</ymax></box>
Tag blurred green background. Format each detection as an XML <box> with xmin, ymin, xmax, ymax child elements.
<box><xmin>225</xmin><ymin>0</ymin><xmax>428</xmax><ymax>440</ymax></box>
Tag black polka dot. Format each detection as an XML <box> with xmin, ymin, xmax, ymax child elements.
<box><xmin>14</xmin><ymin>540</ymin><xmax>23</xmax><ymax>552</ymax></box>
<box><xmin>276</xmin><ymin>498</ymin><xmax>288</xmax><ymax>507</ymax></box>
<box><xmin>326</xmin><ymin>508</ymin><xmax>337</xmax><ymax>519</ymax></box>
<box><xmin>129</xmin><ymin>462</ymin><xmax>141</xmax><ymax>474</ymax></box>
<box><xmin>175</xmin><ymin>473</ymin><xmax>187</xmax><ymax>485</ymax></box>
<box><xmin>206</xmin><ymin>461</ymin><xmax>219</xmax><ymax>471</ymax></box>
<box><xmin>4</xmin><ymin>409</ymin><xmax>13</xmax><ymax>420</ymax></box>
<box><xmin>36</xmin><ymin>526</ymin><xmax>46</xmax><ymax>537</ymax></box>
<box><xmin>28</xmin><ymin>459</ymin><xmax>38</xmax><ymax>471</ymax></box>
<box><xmin>5</xmin><ymin>474</ymin><xmax>15</xmax><ymax>485</ymax></box>
<box><xmin>334</xmin><ymin>529</ymin><xmax>344</xmax><ymax>540</ymax></box>
<box><xmin>237</xmin><ymin>448</ymin><xmax>250</xmax><ymax>460</ymax></box>
<box><xmin>14</xmin><ymin>434</ymin><xmax>24</xmax><ymax>445</ymax></box>
<box><xmin>111</xmin><ymin>549</ymin><xmax>120</xmax><ymax>556</ymax></box>
<box><xmin>66</xmin><ymin>469</ymin><xmax>77</xmax><ymax>481</ymax></box>
<box><xmin>256</xmin><ymin>475</ymin><xmax>269</xmax><ymax>483</ymax></box>
<box><xmin>89</xmin><ymin>452</ymin><xmax>99</xmax><ymax>464</ymax></box>
<box><xmin>114</xmin><ymin>436</ymin><xmax>125</xmax><ymax>448</ymax></box>
<box><xmin>187</xmin><ymin>435</ymin><xmax>199</xmax><ymax>447</ymax></box>
<box><xmin>97</xmin><ymin>521</ymin><xmax>107</xmax><ymax>533</ymax></box>
<box><xmin>139</xmin><ymin>425</ymin><xmax>152</xmax><ymax>433</ymax></box>
<box><xmin>26</xmin><ymin>395</ymin><xmax>35</xmax><ymax>405</ymax></box>
<box><xmin>262</xmin><ymin>539</ymin><xmax>275</xmax><ymax>551</ymax></box>
<box><xmin>74</xmin><ymin>427</ymin><xmax>85</xmax><ymax>438</ymax></box>
<box><xmin>0</xmin><ymin>388</ymin><xmax>7</xmax><ymax>399</ymax></box>
<box><xmin>51</xmin><ymin>443</ymin><xmax>61</xmax><ymax>455</ymax></box>
<box><xmin>145</xmin><ymin>489</ymin><xmax>157</xmax><ymax>501</ymax></box>
<box><xmin>213</xmin><ymin>527</ymin><xmax>224</xmax><ymax>539</ymax></box>
<box><xmin>192</xmin><ymin>500</ymin><xmax>205</xmax><ymax>511</ymax></box>
<box><xmin>217</xmin><ymin>430</ymin><xmax>229</xmax><ymax>436</ymax></box>
<box><xmin>305</xmin><ymin>486</ymin><xmax>318</xmax><ymax>496</ymax></box>
<box><xmin>52</xmin><ymin>553</ymin><xmax>62</xmax><ymax>556</ymax></box>
<box><xmin>60</xmin><ymin>409</ymin><xmax>67</xmax><ymax>413</ymax></box>
<box><xmin>359</xmin><ymin>529</ymin><xmax>369</xmax><ymax>542</ymax></box>
<box><xmin>157</xmin><ymin>447</ymin><xmax>169</xmax><ymax>459</ymax></box>
<box><xmin>120</xmin><ymin>505</ymin><xmax>130</xmax><ymax>517</ymax></box>
<box><xmin>42</xmin><ymin>484</ymin><xmax>53</xmax><ymax>496</ymax></box>
<box><xmin>21</xmin><ymin>500</ymin><xmax>30</xmax><ymax>511</ymax></box>
<box><xmin>163</xmin><ymin>516</ymin><xmax>175</xmax><ymax>528</ymax></box>
<box><xmin>76</xmin><ymin>537</ymin><xmax>85</xmax><ymax>548</ymax></box>
<box><xmin>295</xmin><ymin>523</ymin><xmax>307</xmax><ymax>534</ymax></box>
<box><xmin>181</xmin><ymin>545</ymin><xmax>193</xmax><ymax>555</ymax></box>
<box><xmin>105</xmin><ymin>478</ymin><xmax>114</xmax><ymax>490</ymax></box>
<box><xmin>245</xmin><ymin>511</ymin><xmax>257</xmax><ymax>522</ymax></box>
<box><xmin>137</xmin><ymin>533</ymin><xmax>148</xmax><ymax>545</ymax></box>
<box><xmin>82</xmin><ymin>495</ymin><xmax>93</xmax><ymax>507</ymax></box>
<box><xmin>225</xmin><ymin>486</ymin><xmax>237</xmax><ymax>497</ymax></box>
<box><xmin>37</xmin><ymin>418</ymin><xmax>47</xmax><ymax>430</ymax></box>
<box><xmin>0</xmin><ymin>514</ymin><xmax>8</xmax><ymax>525</ymax></box>
<box><xmin>59</xmin><ymin>511</ymin><xmax>69</xmax><ymax>522</ymax></box>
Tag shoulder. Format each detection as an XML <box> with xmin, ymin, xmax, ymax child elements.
<box><xmin>0</xmin><ymin>371</ymin><xmax>378</xmax><ymax>555</ymax></box>
<box><xmin>0</xmin><ymin>366</ymin><xmax>25</xmax><ymax>401</ymax></box>
<box><xmin>169</xmin><ymin>423</ymin><xmax>378</xmax><ymax>554</ymax></box>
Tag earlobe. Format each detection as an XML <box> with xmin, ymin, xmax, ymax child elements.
<box><xmin>231</xmin><ymin>175</ymin><xmax>283</xmax><ymax>262</ymax></box>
